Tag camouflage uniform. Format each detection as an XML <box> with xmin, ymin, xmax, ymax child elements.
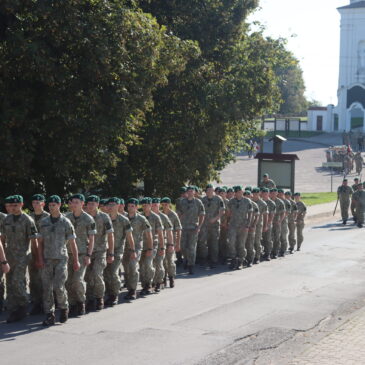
<box><xmin>123</xmin><ymin>213</ymin><xmax>151</xmax><ymax>290</ymax></box>
<box><xmin>141</xmin><ymin>212</ymin><xmax>162</xmax><ymax>287</ymax></box>
<box><xmin>0</xmin><ymin>212</ymin><xmax>7</xmax><ymax>309</ymax></box>
<box><xmin>85</xmin><ymin>211</ymin><xmax>114</xmax><ymax>301</ymax></box>
<box><xmin>198</xmin><ymin>195</ymin><xmax>225</xmax><ymax>265</ymax></box>
<box><xmin>259</xmin><ymin>179</ymin><xmax>276</xmax><ymax>189</ymax></box>
<box><xmin>1</xmin><ymin>213</ymin><xmax>37</xmax><ymax>312</ymax></box>
<box><xmin>271</xmin><ymin>197</ymin><xmax>286</xmax><ymax>257</ymax></box>
<box><xmin>245</xmin><ymin>200</ymin><xmax>259</xmax><ymax>264</ymax></box>
<box><xmin>261</xmin><ymin>199</ymin><xmax>276</xmax><ymax>257</ymax></box>
<box><xmin>279</xmin><ymin>199</ymin><xmax>291</xmax><ymax>254</ymax></box>
<box><xmin>65</xmin><ymin>211</ymin><xmax>96</xmax><ymax>305</ymax></box>
<box><xmin>227</xmin><ymin>198</ymin><xmax>253</xmax><ymax>262</ymax></box>
<box><xmin>104</xmin><ymin>214</ymin><xmax>132</xmax><ymax>297</ymax></box>
<box><xmin>252</xmin><ymin>198</ymin><xmax>268</xmax><ymax>261</ymax></box>
<box><xmin>164</xmin><ymin>210</ymin><xmax>181</xmax><ymax>278</ymax></box>
<box><xmin>296</xmin><ymin>201</ymin><xmax>307</xmax><ymax>249</ymax></box>
<box><xmin>156</xmin><ymin>212</ymin><xmax>173</xmax><ymax>283</ymax></box>
<box><xmin>351</xmin><ymin>184</ymin><xmax>359</xmax><ymax>220</ymax></box>
<box><xmin>288</xmin><ymin>199</ymin><xmax>298</xmax><ymax>251</ymax></box>
<box><xmin>354</xmin><ymin>153</ymin><xmax>363</xmax><ymax>174</ymax></box>
<box><xmin>353</xmin><ymin>190</ymin><xmax>365</xmax><ymax>225</ymax></box>
<box><xmin>337</xmin><ymin>185</ymin><xmax>353</xmax><ymax>221</ymax></box>
<box><xmin>219</xmin><ymin>197</ymin><xmax>230</xmax><ymax>261</ymax></box>
<box><xmin>178</xmin><ymin>198</ymin><xmax>205</xmax><ymax>266</ymax></box>
<box><xmin>39</xmin><ymin>215</ymin><xmax>76</xmax><ymax>314</ymax></box>
<box><xmin>29</xmin><ymin>211</ymin><xmax>50</xmax><ymax>308</ymax></box>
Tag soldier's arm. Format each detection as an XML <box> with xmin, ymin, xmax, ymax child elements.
<box><xmin>0</xmin><ymin>241</ymin><xmax>10</xmax><ymax>273</ymax></box>
<box><xmin>107</xmin><ymin>232</ymin><xmax>115</xmax><ymax>263</ymax></box>
<box><xmin>197</xmin><ymin>214</ymin><xmax>205</xmax><ymax>232</ymax></box>
<box><xmin>175</xmin><ymin>229</ymin><xmax>181</xmax><ymax>252</ymax></box>
<box><xmin>69</xmin><ymin>238</ymin><xmax>80</xmax><ymax>271</ymax></box>
<box><xmin>126</xmin><ymin>231</ymin><xmax>137</xmax><ymax>260</ymax></box>
<box><xmin>144</xmin><ymin>230</ymin><xmax>153</xmax><ymax>250</ymax></box>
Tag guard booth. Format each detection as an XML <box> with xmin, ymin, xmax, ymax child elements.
<box><xmin>255</xmin><ymin>135</ymin><xmax>299</xmax><ymax>193</ymax></box>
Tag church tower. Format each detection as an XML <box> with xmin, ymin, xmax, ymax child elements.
<box><xmin>336</xmin><ymin>0</ymin><xmax>365</xmax><ymax>131</ymax></box>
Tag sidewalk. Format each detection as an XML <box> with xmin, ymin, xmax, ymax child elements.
<box><xmin>306</xmin><ymin>201</ymin><xmax>339</xmax><ymax>223</ymax></box>
<box><xmin>290</xmin><ymin>306</ymin><xmax>365</xmax><ymax>365</ymax></box>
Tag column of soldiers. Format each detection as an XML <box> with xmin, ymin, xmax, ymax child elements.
<box><xmin>0</xmin><ymin>173</ymin><xmax>307</xmax><ymax>327</ymax></box>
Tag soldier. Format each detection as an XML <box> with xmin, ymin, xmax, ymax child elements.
<box><xmin>104</xmin><ymin>197</ymin><xmax>135</xmax><ymax>306</ymax></box>
<box><xmin>251</xmin><ymin>188</ymin><xmax>268</xmax><ymax>264</ymax></box>
<box><xmin>1</xmin><ymin>195</ymin><xmax>38</xmax><ymax>323</ymax></box>
<box><xmin>161</xmin><ymin>197</ymin><xmax>181</xmax><ymax>288</ymax></box>
<box><xmin>351</xmin><ymin>178</ymin><xmax>360</xmax><ymax>223</ymax></box>
<box><xmin>177</xmin><ymin>186</ymin><xmax>205</xmax><ymax>274</ymax></box>
<box><xmin>85</xmin><ymin>195</ymin><xmax>114</xmax><ymax>311</ymax></box>
<box><xmin>226</xmin><ymin>186</ymin><xmax>253</xmax><ymax>270</ymax></box>
<box><xmin>0</xmin><ymin>200</ymin><xmax>8</xmax><ymax>313</ymax></box>
<box><xmin>353</xmin><ymin>183</ymin><xmax>365</xmax><ymax>228</ymax></box>
<box><xmin>198</xmin><ymin>184</ymin><xmax>225</xmax><ymax>268</ymax></box>
<box><xmin>354</xmin><ymin>152</ymin><xmax>363</xmax><ymax>175</ymax></box>
<box><xmin>244</xmin><ymin>190</ymin><xmax>259</xmax><ymax>267</ymax></box>
<box><xmin>226</xmin><ymin>187</ymin><xmax>234</xmax><ymax>200</ymax></box>
<box><xmin>294</xmin><ymin>193</ymin><xmax>307</xmax><ymax>250</ymax></box>
<box><xmin>261</xmin><ymin>188</ymin><xmax>276</xmax><ymax>260</ymax></box>
<box><xmin>337</xmin><ymin>179</ymin><xmax>353</xmax><ymax>225</ymax></box>
<box><xmin>140</xmin><ymin>197</ymin><xmax>163</xmax><ymax>294</ymax></box>
<box><xmin>118</xmin><ymin>198</ymin><xmax>127</xmax><ymax>216</ymax></box>
<box><xmin>99</xmin><ymin>199</ymin><xmax>109</xmax><ymax>214</ymax></box>
<box><xmin>151</xmin><ymin>198</ymin><xmax>174</xmax><ymax>289</ymax></box>
<box><xmin>344</xmin><ymin>153</ymin><xmax>352</xmax><ymax>175</ymax></box>
<box><xmin>270</xmin><ymin>188</ymin><xmax>286</xmax><ymax>259</ymax></box>
<box><xmin>277</xmin><ymin>189</ymin><xmax>291</xmax><ymax>257</ymax></box>
<box><xmin>65</xmin><ymin>194</ymin><xmax>96</xmax><ymax>317</ymax></box>
<box><xmin>175</xmin><ymin>187</ymin><xmax>187</xmax><ymax>214</ymax></box>
<box><xmin>37</xmin><ymin>195</ymin><xmax>80</xmax><ymax>326</ymax></box>
<box><xmin>123</xmin><ymin>198</ymin><xmax>153</xmax><ymax>300</ymax></box>
<box><xmin>218</xmin><ymin>187</ymin><xmax>230</xmax><ymax>264</ymax></box>
<box><xmin>259</xmin><ymin>173</ymin><xmax>276</xmax><ymax>189</ymax></box>
<box><xmin>286</xmin><ymin>191</ymin><xmax>298</xmax><ymax>254</ymax></box>
<box><xmin>28</xmin><ymin>194</ymin><xmax>50</xmax><ymax>315</ymax></box>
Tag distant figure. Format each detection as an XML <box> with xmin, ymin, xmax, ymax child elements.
<box><xmin>354</xmin><ymin>152</ymin><xmax>364</xmax><ymax>175</ymax></box>
<box><xmin>337</xmin><ymin>179</ymin><xmax>353</xmax><ymax>225</ymax></box>
<box><xmin>259</xmin><ymin>173</ymin><xmax>276</xmax><ymax>189</ymax></box>
<box><xmin>247</xmin><ymin>140</ymin><xmax>253</xmax><ymax>158</ymax></box>
<box><xmin>358</xmin><ymin>136</ymin><xmax>364</xmax><ymax>152</ymax></box>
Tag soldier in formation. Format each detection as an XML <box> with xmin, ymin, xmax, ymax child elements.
<box><xmin>337</xmin><ymin>179</ymin><xmax>353</xmax><ymax>225</ymax></box>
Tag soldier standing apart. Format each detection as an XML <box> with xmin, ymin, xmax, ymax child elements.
<box><xmin>1</xmin><ymin>195</ymin><xmax>38</xmax><ymax>323</ymax></box>
<box><xmin>104</xmin><ymin>197</ymin><xmax>135</xmax><ymax>306</ymax></box>
<box><xmin>286</xmin><ymin>191</ymin><xmax>298</xmax><ymax>254</ymax></box>
<box><xmin>37</xmin><ymin>195</ymin><xmax>80</xmax><ymax>326</ymax></box>
<box><xmin>29</xmin><ymin>194</ymin><xmax>50</xmax><ymax>315</ymax></box>
<box><xmin>85</xmin><ymin>195</ymin><xmax>114</xmax><ymax>311</ymax></box>
<box><xmin>177</xmin><ymin>186</ymin><xmax>205</xmax><ymax>274</ymax></box>
<box><xmin>354</xmin><ymin>152</ymin><xmax>363</xmax><ymax>175</ymax></box>
<box><xmin>226</xmin><ymin>186</ymin><xmax>253</xmax><ymax>270</ymax></box>
<box><xmin>123</xmin><ymin>199</ymin><xmax>153</xmax><ymax>299</ymax></box>
<box><xmin>151</xmin><ymin>198</ymin><xmax>174</xmax><ymax>290</ymax></box>
<box><xmin>198</xmin><ymin>184</ymin><xmax>225</xmax><ymax>268</ymax></box>
<box><xmin>351</xmin><ymin>178</ymin><xmax>360</xmax><ymax>223</ymax></box>
<box><xmin>261</xmin><ymin>188</ymin><xmax>276</xmax><ymax>260</ymax></box>
<box><xmin>65</xmin><ymin>194</ymin><xmax>96</xmax><ymax>317</ymax></box>
<box><xmin>278</xmin><ymin>189</ymin><xmax>291</xmax><ymax>257</ymax></box>
<box><xmin>0</xmin><ymin>202</ymin><xmax>8</xmax><ymax>313</ymax></box>
<box><xmin>337</xmin><ymin>179</ymin><xmax>353</xmax><ymax>225</ymax></box>
<box><xmin>252</xmin><ymin>188</ymin><xmax>268</xmax><ymax>264</ymax></box>
<box><xmin>270</xmin><ymin>189</ymin><xmax>286</xmax><ymax>259</ymax></box>
<box><xmin>259</xmin><ymin>173</ymin><xmax>276</xmax><ymax>189</ymax></box>
<box><xmin>244</xmin><ymin>190</ymin><xmax>259</xmax><ymax>267</ymax></box>
<box><xmin>161</xmin><ymin>197</ymin><xmax>181</xmax><ymax>288</ymax></box>
<box><xmin>353</xmin><ymin>183</ymin><xmax>365</xmax><ymax>228</ymax></box>
<box><xmin>294</xmin><ymin>193</ymin><xmax>307</xmax><ymax>250</ymax></box>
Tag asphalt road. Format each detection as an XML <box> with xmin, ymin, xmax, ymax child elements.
<box><xmin>2</xmin><ymin>214</ymin><xmax>365</xmax><ymax>365</ymax></box>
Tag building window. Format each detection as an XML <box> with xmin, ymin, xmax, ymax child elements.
<box><xmin>316</xmin><ymin>116</ymin><xmax>323</xmax><ymax>131</ymax></box>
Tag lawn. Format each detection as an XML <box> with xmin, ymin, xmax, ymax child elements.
<box><xmin>301</xmin><ymin>192</ymin><xmax>337</xmax><ymax>206</ymax></box>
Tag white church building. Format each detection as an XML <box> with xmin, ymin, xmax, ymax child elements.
<box><xmin>307</xmin><ymin>0</ymin><xmax>365</xmax><ymax>132</ymax></box>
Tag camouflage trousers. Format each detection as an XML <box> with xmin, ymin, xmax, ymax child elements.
<box><xmin>288</xmin><ymin>220</ymin><xmax>297</xmax><ymax>250</ymax></box>
<box><xmin>181</xmin><ymin>228</ymin><xmax>199</xmax><ymax>266</ymax></box>
<box><xmin>85</xmin><ymin>251</ymin><xmax>107</xmax><ymax>300</ymax></box>
<box><xmin>0</xmin><ymin>270</ymin><xmax>5</xmax><ymax>308</ymax></box>
<box><xmin>6</xmin><ymin>254</ymin><xmax>29</xmax><ymax>311</ymax></box>
<box><xmin>358</xmin><ymin>206</ymin><xmax>365</xmax><ymax>224</ymax></box>
<box><xmin>245</xmin><ymin>228</ymin><xmax>256</xmax><ymax>263</ymax></box>
<box><xmin>262</xmin><ymin>226</ymin><xmax>273</xmax><ymax>256</ymax></box>
<box><xmin>219</xmin><ymin>225</ymin><xmax>228</xmax><ymax>260</ymax></box>
<box><xmin>297</xmin><ymin>221</ymin><xmax>305</xmax><ymax>249</ymax></box>
<box><xmin>271</xmin><ymin>222</ymin><xmax>282</xmax><ymax>256</ymax></box>
<box><xmin>227</xmin><ymin>226</ymin><xmax>248</xmax><ymax>260</ymax></box>
<box><xmin>197</xmin><ymin>223</ymin><xmax>220</xmax><ymax>264</ymax></box>
<box><xmin>163</xmin><ymin>248</ymin><xmax>176</xmax><ymax>278</ymax></box>
<box><xmin>66</xmin><ymin>254</ymin><xmax>87</xmax><ymax>305</ymax></box>
<box><xmin>139</xmin><ymin>249</ymin><xmax>155</xmax><ymax>287</ymax></box>
<box><xmin>280</xmin><ymin>220</ymin><xmax>289</xmax><ymax>253</ymax></box>
<box><xmin>122</xmin><ymin>249</ymin><xmax>141</xmax><ymax>291</ymax></box>
<box><xmin>340</xmin><ymin>198</ymin><xmax>350</xmax><ymax>220</ymax></box>
<box><xmin>351</xmin><ymin>200</ymin><xmax>357</xmax><ymax>220</ymax></box>
<box><xmin>104</xmin><ymin>252</ymin><xmax>122</xmax><ymax>297</ymax></box>
<box><xmin>41</xmin><ymin>258</ymin><xmax>68</xmax><ymax>313</ymax></box>
<box><xmin>28</xmin><ymin>252</ymin><xmax>43</xmax><ymax>305</ymax></box>
<box><xmin>254</xmin><ymin>223</ymin><xmax>263</xmax><ymax>260</ymax></box>
<box><xmin>153</xmin><ymin>250</ymin><xmax>165</xmax><ymax>285</ymax></box>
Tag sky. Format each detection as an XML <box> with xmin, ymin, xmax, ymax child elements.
<box><xmin>249</xmin><ymin>0</ymin><xmax>348</xmax><ymax>106</ymax></box>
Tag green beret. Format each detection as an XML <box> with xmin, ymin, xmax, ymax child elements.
<box><xmin>140</xmin><ymin>197</ymin><xmax>152</xmax><ymax>205</ymax></box>
<box><xmin>263</xmin><ymin>173</ymin><xmax>269</xmax><ymax>177</ymax></box>
<box><xmin>252</xmin><ymin>188</ymin><xmax>260</xmax><ymax>193</ymax></box>
<box><xmin>48</xmin><ymin>195</ymin><xmax>61</xmax><ymax>204</ymax></box>
<box><xmin>343</xmin><ymin>179</ymin><xmax>348</xmax><ymax>182</ymax></box>
<box><xmin>284</xmin><ymin>191</ymin><xmax>292</xmax><ymax>196</ymax></box>
<box><xmin>270</xmin><ymin>188</ymin><xmax>278</xmax><ymax>193</ymax></box>
<box><xmin>226</xmin><ymin>187</ymin><xmax>234</xmax><ymax>193</ymax></box>
<box><xmin>180</xmin><ymin>187</ymin><xmax>187</xmax><ymax>193</ymax></box>
<box><xmin>261</xmin><ymin>188</ymin><xmax>269</xmax><ymax>193</ymax></box>
<box><xmin>86</xmin><ymin>195</ymin><xmax>100</xmax><ymax>203</ymax></box>
<box><xmin>222</xmin><ymin>186</ymin><xmax>228</xmax><ymax>190</ymax></box>
<box><xmin>31</xmin><ymin>194</ymin><xmax>45</xmax><ymax>202</ymax></box>
<box><xmin>219</xmin><ymin>187</ymin><xmax>227</xmax><ymax>193</ymax></box>
<box><xmin>206</xmin><ymin>184</ymin><xmax>214</xmax><ymax>190</ymax></box>
<box><xmin>127</xmin><ymin>198</ymin><xmax>139</xmax><ymax>205</ymax></box>
<box><xmin>119</xmin><ymin>198</ymin><xmax>125</xmax><ymax>205</ymax></box>
<box><xmin>243</xmin><ymin>190</ymin><xmax>251</xmax><ymax>196</ymax></box>
<box><xmin>293</xmin><ymin>192</ymin><xmax>301</xmax><ymax>196</ymax></box>
<box><xmin>161</xmin><ymin>197</ymin><xmax>171</xmax><ymax>204</ymax></box>
<box><xmin>186</xmin><ymin>186</ymin><xmax>195</xmax><ymax>191</ymax></box>
<box><xmin>193</xmin><ymin>185</ymin><xmax>199</xmax><ymax>192</ymax></box>
<box><xmin>108</xmin><ymin>197</ymin><xmax>120</xmax><ymax>204</ymax></box>
<box><xmin>354</xmin><ymin>178</ymin><xmax>359</xmax><ymax>181</ymax></box>
<box><xmin>70</xmin><ymin>193</ymin><xmax>85</xmax><ymax>202</ymax></box>
<box><xmin>245</xmin><ymin>186</ymin><xmax>252</xmax><ymax>192</ymax></box>
<box><xmin>152</xmin><ymin>198</ymin><xmax>161</xmax><ymax>204</ymax></box>
<box><xmin>99</xmin><ymin>199</ymin><xmax>108</xmax><ymax>205</ymax></box>
<box><xmin>234</xmin><ymin>185</ymin><xmax>243</xmax><ymax>192</ymax></box>
<box><xmin>11</xmin><ymin>195</ymin><xmax>23</xmax><ymax>203</ymax></box>
<box><xmin>277</xmin><ymin>189</ymin><xmax>284</xmax><ymax>193</ymax></box>
<box><xmin>4</xmin><ymin>196</ymin><xmax>14</xmax><ymax>204</ymax></box>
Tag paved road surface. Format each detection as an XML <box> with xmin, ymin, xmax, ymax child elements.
<box><xmin>2</xmin><ymin>213</ymin><xmax>365</xmax><ymax>365</ymax></box>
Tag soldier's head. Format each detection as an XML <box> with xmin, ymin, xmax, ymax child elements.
<box><xmin>107</xmin><ymin>197</ymin><xmax>120</xmax><ymax>215</ymax></box>
<box><xmin>277</xmin><ymin>189</ymin><xmax>285</xmax><ymax>199</ymax></box>
<box><xmin>342</xmin><ymin>179</ymin><xmax>348</xmax><ymax>186</ymax></box>
<box><xmin>269</xmin><ymin>188</ymin><xmax>278</xmax><ymax>199</ymax></box>
<box><xmin>234</xmin><ymin>185</ymin><xmax>243</xmax><ymax>199</ymax></box>
<box><xmin>85</xmin><ymin>195</ymin><xmax>100</xmax><ymax>214</ymax></box>
<box><xmin>243</xmin><ymin>190</ymin><xmax>251</xmax><ymax>199</ymax></box>
<box><xmin>127</xmin><ymin>198</ymin><xmax>139</xmax><ymax>215</ymax></box>
<box><xmin>219</xmin><ymin>187</ymin><xmax>227</xmax><ymax>199</ymax></box>
<box><xmin>69</xmin><ymin>194</ymin><xmax>85</xmax><ymax>213</ymax></box>
<box><xmin>151</xmin><ymin>198</ymin><xmax>161</xmax><ymax>214</ymax></box>
<box><xmin>285</xmin><ymin>191</ymin><xmax>292</xmax><ymax>199</ymax></box>
<box><xmin>31</xmin><ymin>194</ymin><xmax>46</xmax><ymax>213</ymax></box>
<box><xmin>4</xmin><ymin>196</ymin><xmax>16</xmax><ymax>214</ymax></box>
<box><xmin>141</xmin><ymin>197</ymin><xmax>152</xmax><ymax>214</ymax></box>
<box><xmin>354</xmin><ymin>178</ymin><xmax>359</xmax><ymax>183</ymax></box>
<box><xmin>9</xmin><ymin>195</ymin><xmax>23</xmax><ymax>215</ymax></box>
<box><xmin>252</xmin><ymin>188</ymin><xmax>260</xmax><ymax>200</ymax></box>
<box><xmin>205</xmin><ymin>184</ymin><xmax>214</xmax><ymax>198</ymax></box>
<box><xmin>193</xmin><ymin>186</ymin><xmax>200</xmax><ymax>198</ymax></box>
<box><xmin>186</xmin><ymin>186</ymin><xmax>195</xmax><ymax>199</ymax></box>
<box><xmin>226</xmin><ymin>188</ymin><xmax>234</xmax><ymax>200</ymax></box>
<box><xmin>180</xmin><ymin>186</ymin><xmax>188</xmax><ymax>198</ymax></box>
<box><xmin>261</xmin><ymin>188</ymin><xmax>269</xmax><ymax>200</ymax></box>
<box><xmin>293</xmin><ymin>192</ymin><xmax>301</xmax><ymax>202</ymax></box>
<box><xmin>263</xmin><ymin>173</ymin><xmax>269</xmax><ymax>182</ymax></box>
<box><xmin>47</xmin><ymin>195</ymin><xmax>62</xmax><ymax>215</ymax></box>
<box><xmin>161</xmin><ymin>197</ymin><xmax>171</xmax><ymax>212</ymax></box>
<box><xmin>118</xmin><ymin>198</ymin><xmax>125</xmax><ymax>214</ymax></box>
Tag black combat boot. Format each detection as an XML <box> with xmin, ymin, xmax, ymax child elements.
<box><xmin>188</xmin><ymin>265</ymin><xmax>194</xmax><ymax>275</ymax></box>
<box><xmin>343</xmin><ymin>219</ymin><xmax>347</xmax><ymax>225</ymax></box>
<box><xmin>289</xmin><ymin>248</ymin><xmax>294</xmax><ymax>254</ymax></box>
<box><xmin>163</xmin><ymin>274</ymin><xmax>167</xmax><ymax>287</ymax></box>
<box><xmin>253</xmin><ymin>258</ymin><xmax>259</xmax><ymax>265</ymax></box>
<box><xmin>155</xmin><ymin>283</ymin><xmax>161</xmax><ymax>293</ymax></box>
<box><xmin>95</xmin><ymin>298</ymin><xmax>104</xmax><ymax>311</ymax></box>
<box><xmin>105</xmin><ymin>295</ymin><xmax>118</xmax><ymax>307</ymax></box>
<box><xmin>77</xmin><ymin>302</ymin><xmax>86</xmax><ymax>316</ymax></box>
<box><xmin>59</xmin><ymin>309</ymin><xmax>69</xmax><ymax>323</ymax></box>
<box><xmin>6</xmin><ymin>306</ymin><xmax>27</xmax><ymax>323</ymax></box>
<box><xmin>42</xmin><ymin>312</ymin><xmax>56</xmax><ymax>326</ymax></box>
<box><xmin>169</xmin><ymin>276</ymin><xmax>175</xmax><ymax>288</ymax></box>
<box><xmin>86</xmin><ymin>299</ymin><xmax>95</xmax><ymax>312</ymax></box>
<box><xmin>235</xmin><ymin>259</ymin><xmax>242</xmax><ymax>270</ymax></box>
<box><xmin>229</xmin><ymin>258</ymin><xmax>237</xmax><ymax>270</ymax></box>
<box><xmin>29</xmin><ymin>302</ymin><xmax>43</xmax><ymax>316</ymax></box>
<box><xmin>140</xmin><ymin>285</ymin><xmax>151</xmax><ymax>296</ymax></box>
<box><xmin>278</xmin><ymin>251</ymin><xmax>285</xmax><ymax>257</ymax></box>
<box><xmin>124</xmin><ymin>289</ymin><xmax>136</xmax><ymax>300</ymax></box>
<box><xmin>68</xmin><ymin>304</ymin><xmax>78</xmax><ymax>317</ymax></box>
